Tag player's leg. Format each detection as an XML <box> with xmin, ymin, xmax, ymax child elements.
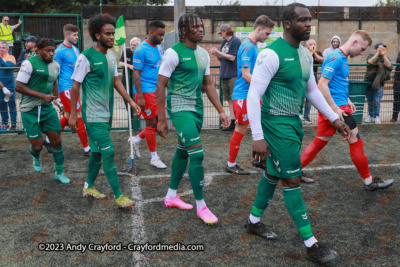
<box><xmin>303</xmin><ymin>97</ymin><xmax>312</xmax><ymax>124</ymax></box>
<box><xmin>76</xmin><ymin>111</ymin><xmax>90</xmax><ymax>155</ymax></box>
<box><xmin>344</xmin><ymin>114</ymin><xmax>394</xmax><ymax>190</ymax></box>
<box><xmin>226</xmin><ymin>99</ymin><xmax>250</xmax><ymax>174</ymax></box>
<box><xmin>8</xmin><ymin>89</ymin><xmax>17</xmax><ymax>130</ymax></box>
<box><xmin>22</xmin><ymin>108</ymin><xmax>44</xmax><ymax>172</ymax></box>
<box><xmin>83</xmin><ymin>131</ymin><xmax>105</xmax><ymax>199</ymax></box>
<box><xmin>165</xmin><ymin>140</ymin><xmax>192</xmax><ymax>209</ymax></box>
<box><xmin>85</xmin><ymin>122</ymin><xmax>134</xmax><ymax>208</ymax></box>
<box><xmin>42</xmin><ymin>105</ymin><xmax>70</xmax><ymax>184</ymax></box>
<box><xmin>301</xmin><ymin>112</ymin><xmax>335</xmax><ymax>169</ymax></box>
<box><xmin>144</xmin><ymin>116</ymin><xmax>165</xmax><ymax>168</ymax></box>
<box><xmin>373</xmin><ymin>86</ymin><xmax>384</xmax><ymax>124</ymax></box>
<box><xmin>365</xmin><ymin>89</ymin><xmax>374</xmax><ymax>123</ymax></box>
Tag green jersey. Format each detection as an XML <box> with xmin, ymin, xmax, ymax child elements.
<box><xmin>159</xmin><ymin>42</ymin><xmax>210</xmax><ymax>114</ymax></box>
<box><xmin>253</xmin><ymin>37</ymin><xmax>312</xmax><ymax>117</ymax></box>
<box><xmin>72</xmin><ymin>46</ymin><xmax>118</xmax><ymax>123</ymax></box>
<box><xmin>16</xmin><ymin>55</ymin><xmax>60</xmax><ymax>113</ymax></box>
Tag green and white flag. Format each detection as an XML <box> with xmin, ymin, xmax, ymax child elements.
<box><xmin>114</xmin><ymin>15</ymin><xmax>126</xmax><ymax>51</ymax></box>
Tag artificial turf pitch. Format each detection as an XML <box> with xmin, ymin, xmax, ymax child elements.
<box><xmin>0</xmin><ymin>124</ymin><xmax>399</xmax><ymax>266</ymax></box>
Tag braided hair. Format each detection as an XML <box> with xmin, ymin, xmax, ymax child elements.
<box><xmin>178</xmin><ymin>13</ymin><xmax>204</xmax><ymax>42</ymax></box>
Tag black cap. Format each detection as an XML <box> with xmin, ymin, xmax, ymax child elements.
<box><xmin>374</xmin><ymin>42</ymin><xmax>386</xmax><ymax>49</ymax></box>
<box><xmin>23</xmin><ymin>36</ymin><xmax>37</xmax><ymax>42</ymax></box>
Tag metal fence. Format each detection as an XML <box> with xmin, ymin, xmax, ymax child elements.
<box><xmin>1</xmin><ymin>64</ymin><xmax>399</xmax><ymax>135</ymax></box>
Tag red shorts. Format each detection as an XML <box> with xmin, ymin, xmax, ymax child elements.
<box><xmin>60</xmin><ymin>90</ymin><xmax>81</xmax><ymax>112</ymax></box>
<box><xmin>233</xmin><ymin>99</ymin><xmax>249</xmax><ymax>125</ymax></box>
<box><xmin>135</xmin><ymin>92</ymin><xmax>158</xmax><ymax>119</ymax></box>
<box><xmin>317</xmin><ymin>105</ymin><xmax>352</xmax><ymax>137</ymax></box>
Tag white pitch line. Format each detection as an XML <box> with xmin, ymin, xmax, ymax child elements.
<box><xmin>130</xmin><ymin>177</ymin><xmax>149</xmax><ymax>267</ymax></box>
<box><xmin>302</xmin><ymin>163</ymin><xmax>400</xmax><ymax>171</ymax></box>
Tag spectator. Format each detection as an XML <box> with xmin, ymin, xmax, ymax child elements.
<box><xmin>16</xmin><ymin>35</ymin><xmax>37</xmax><ymax>66</ymax></box>
<box><xmin>0</xmin><ymin>16</ymin><xmax>22</xmax><ymax>55</ymax></box>
<box><xmin>0</xmin><ymin>41</ymin><xmax>17</xmax><ymax>130</ymax></box>
<box><xmin>301</xmin><ymin>39</ymin><xmax>325</xmax><ymax>124</ymax></box>
<box><xmin>391</xmin><ymin>52</ymin><xmax>400</xmax><ymax>122</ymax></box>
<box><xmin>119</xmin><ymin>37</ymin><xmax>141</xmax><ymax>125</ymax></box>
<box><xmin>210</xmin><ymin>24</ymin><xmax>241</xmax><ymax>131</ymax></box>
<box><xmin>322</xmin><ymin>35</ymin><xmax>341</xmax><ymax>58</ymax></box>
<box><xmin>364</xmin><ymin>43</ymin><xmax>392</xmax><ymax>124</ymax></box>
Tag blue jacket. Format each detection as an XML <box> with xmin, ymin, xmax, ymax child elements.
<box><xmin>0</xmin><ymin>55</ymin><xmax>16</xmax><ymax>89</ymax></box>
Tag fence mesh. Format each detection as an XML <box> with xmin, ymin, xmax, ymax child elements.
<box><xmin>1</xmin><ymin>65</ymin><xmax>400</xmax><ymax>134</ymax></box>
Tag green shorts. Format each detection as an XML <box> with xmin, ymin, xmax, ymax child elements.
<box><xmin>85</xmin><ymin>122</ymin><xmax>113</xmax><ymax>153</ymax></box>
<box><xmin>168</xmin><ymin>111</ymin><xmax>203</xmax><ymax>147</ymax></box>
<box><xmin>262</xmin><ymin>115</ymin><xmax>304</xmax><ymax>179</ymax></box>
<box><xmin>21</xmin><ymin>104</ymin><xmax>61</xmax><ymax>140</ymax></box>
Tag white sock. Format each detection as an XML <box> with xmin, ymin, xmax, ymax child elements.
<box><xmin>150</xmin><ymin>151</ymin><xmax>159</xmax><ymax>160</ymax></box>
<box><xmin>45</xmin><ymin>136</ymin><xmax>50</xmax><ymax>143</ymax></box>
<box><xmin>196</xmin><ymin>199</ymin><xmax>206</xmax><ymax>210</ymax></box>
<box><xmin>304</xmin><ymin>236</ymin><xmax>318</xmax><ymax>248</ymax></box>
<box><xmin>134</xmin><ymin>135</ymin><xmax>143</xmax><ymax>144</ymax></box>
<box><xmin>84</xmin><ymin>146</ymin><xmax>90</xmax><ymax>152</ymax></box>
<box><xmin>227</xmin><ymin>161</ymin><xmax>236</xmax><ymax>168</ymax></box>
<box><xmin>249</xmin><ymin>214</ymin><xmax>261</xmax><ymax>224</ymax></box>
<box><xmin>166</xmin><ymin>188</ymin><xmax>177</xmax><ymax>199</ymax></box>
<box><xmin>363</xmin><ymin>176</ymin><xmax>372</xmax><ymax>185</ymax></box>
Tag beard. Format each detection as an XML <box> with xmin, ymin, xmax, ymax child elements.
<box><xmin>99</xmin><ymin>37</ymin><xmax>113</xmax><ymax>49</ymax></box>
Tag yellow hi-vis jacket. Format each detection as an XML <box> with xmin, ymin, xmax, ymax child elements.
<box><xmin>0</xmin><ymin>24</ymin><xmax>13</xmax><ymax>44</ymax></box>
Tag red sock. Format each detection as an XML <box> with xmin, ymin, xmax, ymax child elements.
<box><xmin>77</xmin><ymin>118</ymin><xmax>89</xmax><ymax>148</ymax></box>
<box><xmin>59</xmin><ymin>116</ymin><xmax>68</xmax><ymax>130</ymax></box>
<box><xmin>301</xmin><ymin>138</ymin><xmax>329</xmax><ymax>168</ymax></box>
<box><xmin>138</xmin><ymin>130</ymin><xmax>146</xmax><ymax>139</ymax></box>
<box><xmin>228</xmin><ymin>131</ymin><xmax>244</xmax><ymax>164</ymax></box>
<box><xmin>145</xmin><ymin>127</ymin><xmax>157</xmax><ymax>152</ymax></box>
<box><xmin>349</xmin><ymin>138</ymin><xmax>371</xmax><ymax>179</ymax></box>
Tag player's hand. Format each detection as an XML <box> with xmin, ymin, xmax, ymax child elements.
<box><xmin>157</xmin><ymin>119</ymin><xmax>168</xmax><ymax>138</ymax></box>
<box><xmin>348</xmin><ymin>100</ymin><xmax>356</xmax><ymax>114</ymax></box>
<box><xmin>333</xmin><ymin>119</ymin><xmax>351</xmax><ymax>141</ymax></box>
<box><xmin>130</xmin><ymin>102</ymin><xmax>141</xmax><ymax>116</ymax></box>
<box><xmin>334</xmin><ymin>106</ymin><xmax>347</xmax><ymax>122</ymax></box>
<box><xmin>219</xmin><ymin>111</ymin><xmax>230</xmax><ymax>128</ymax></box>
<box><xmin>41</xmin><ymin>94</ymin><xmax>55</xmax><ymax>103</ymax></box>
<box><xmin>53</xmin><ymin>100</ymin><xmax>64</xmax><ymax>115</ymax></box>
<box><xmin>137</xmin><ymin>94</ymin><xmax>146</xmax><ymax>112</ymax></box>
<box><xmin>69</xmin><ymin>113</ymin><xmax>79</xmax><ymax>131</ymax></box>
<box><xmin>253</xmin><ymin>139</ymin><xmax>270</xmax><ymax>165</ymax></box>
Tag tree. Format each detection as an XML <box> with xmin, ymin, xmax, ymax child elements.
<box><xmin>2</xmin><ymin>0</ymin><xmax>170</xmax><ymax>14</ymax></box>
<box><xmin>374</xmin><ymin>0</ymin><xmax>399</xmax><ymax>6</ymax></box>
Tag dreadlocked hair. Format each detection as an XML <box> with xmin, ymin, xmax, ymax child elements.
<box><xmin>36</xmin><ymin>37</ymin><xmax>56</xmax><ymax>49</ymax></box>
<box><xmin>178</xmin><ymin>13</ymin><xmax>203</xmax><ymax>42</ymax></box>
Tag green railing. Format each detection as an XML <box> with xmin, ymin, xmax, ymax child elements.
<box><xmin>1</xmin><ymin>63</ymin><xmax>400</xmax><ymax>134</ymax></box>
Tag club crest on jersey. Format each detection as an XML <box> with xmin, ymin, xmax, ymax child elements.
<box><xmin>147</xmin><ymin>109</ymin><xmax>151</xmax><ymax>116</ymax></box>
<box><xmin>242</xmin><ymin>114</ymin><xmax>248</xmax><ymax>121</ymax></box>
<box><xmin>150</xmin><ymin>53</ymin><xmax>153</xmax><ymax>57</ymax></box>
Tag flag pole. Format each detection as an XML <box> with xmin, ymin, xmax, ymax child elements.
<box><xmin>123</xmin><ymin>43</ymin><xmax>136</xmax><ymax>175</ymax></box>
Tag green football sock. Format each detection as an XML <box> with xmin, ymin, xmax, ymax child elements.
<box><xmin>251</xmin><ymin>173</ymin><xmax>279</xmax><ymax>217</ymax></box>
<box><xmin>30</xmin><ymin>145</ymin><xmax>41</xmax><ymax>159</ymax></box>
<box><xmin>86</xmin><ymin>152</ymin><xmax>102</xmax><ymax>188</ymax></box>
<box><xmin>169</xmin><ymin>144</ymin><xmax>189</xmax><ymax>190</ymax></box>
<box><xmin>187</xmin><ymin>146</ymin><xmax>204</xmax><ymax>200</ymax></box>
<box><xmin>102</xmin><ymin>147</ymin><xmax>122</xmax><ymax>199</ymax></box>
<box><xmin>52</xmin><ymin>146</ymin><xmax>64</xmax><ymax>175</ymax></box>
<box><xmin>283</xmin><ymin>186</ymin><xmax>314</xmax><ymax>241</ymax></box>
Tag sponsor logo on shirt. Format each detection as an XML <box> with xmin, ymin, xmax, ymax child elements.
<box><xmin>182</xmin><ymin>58</ymin><xmax>191</xmax><ymax>61</ymax></box>
<box><xmin>284</xmin><ymin>58</ymin><xmax>294</xmax><ymax>61</ymax></box>
<box><xmin>101</xmin><ymin>146</ymin><xmax>111</xmax><ymax>150</ymax></box>
<box><xmin>94</xmin><ymin>62</ymin><xmax>103</xmax><ymax>65</ymax></box>
<box><xmin>133</xmin><ymin>59</ymin><xmax>141</xmax><ymax>63</ymax></box>
<box><xmin>243</xmin><ymin>56</ymin><xmax>250</xmax><ymax>61</ymax></box>
<box><xmin>37</xmin><ymin>70</ymin><xmax>45</xmax><ymax>72</ymax></box>
<box><xmin>190</xmin><ymin>137</ymin><xmax>200</xmax><ymax>142</ymax></box>
<box><xmin>324</xmin><ymin>66</ymin><xmax>334</xmax><ymax>72</ymax></box>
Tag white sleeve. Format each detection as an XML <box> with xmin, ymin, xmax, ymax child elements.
<box><xmin>158</xmin><ymin>48</ymin><xmax>179</xmax><ymax>78</ymax></box>
<box><xmin>247</xmin><ymin>49</ymin><xmax>280</xmax><ymax>141</ymax></box>
<box><xmin>16</xmin><ymin>60</ymin><xmax>33</xmax><ymax>84</ymax></box>
<box><xmin>114</xmin><ymin>63</ymin><xmax>118</xmax><ymax>77</ymax></box>
<box><xmin>204</xmin><ymin>53</ymin><xmax>210</xmax><ymax>75</ymax></box>
<box><xmin>71</xmin><ymin>54</ymin><xmax>91</xmax><ymax>83</ymax></box>
<box><xmin>306</xmin><ymin>64</ymin><xmax>339</xmax><ymax>123</ymax></box>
